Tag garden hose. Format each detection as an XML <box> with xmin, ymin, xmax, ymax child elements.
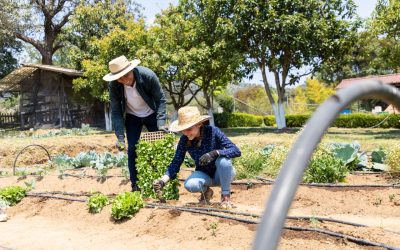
<box><xmin>253</xmin><ymin>81</ymin><xmax>400</xmax><ymax>250</ymax></box>
<box><xmin>13</xmin><ymin>144</ymin><xmax>51</xmax><ymax>175</ymax></box>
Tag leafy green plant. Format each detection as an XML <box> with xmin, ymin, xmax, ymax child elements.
<box><xmin>328</xmin><ymin>141</ymin><xmax>361</xmax><ymax>170</ymax></box>
<box><xmin>262</xmin><ymin>144</ymin><xmax>289</xmax><ymax>178</ymax></box>
<box><xmin>234</xmin><ymin>144</ymin><xmax>268</xmax><ymax>179</ymax></box>
<box><xmin>136</xmin><ymin>134</ymin><xmax>179</xmax><ymax>200</ymax></box>
<box><xmin>111</xmin><ymin>192</ymin><xmax>144</xmax><ymax>220</ymax></box>
<box><xmin>303</xmin><ymin>147</ymin><xmax>348</xmax><ymax>183</ymax></box>
<box><xmin>371</xmin><ymin>147</ymin><xmax>387</xmax><ymax>163</ymax></box>
<box><xmin>389</xmin><ymin>194</ymin><xmax>396</xmax><ymax>202</ymax></box>
<box><xmin>386</xmin><ymin>144</ymin><xmax>400</xmax><ymax>172</ymax></box>
<box><xmin>87</xmin><ymin>193</ymin><xmax>109</xmax><ymax>213</ymax></box>
<box><xmin>0</xmin><ymin>186</ymin><xmax>26</xmax><ymax>206</ymax></box>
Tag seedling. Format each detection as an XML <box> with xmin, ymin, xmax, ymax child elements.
<box><xmin>389</xmin><ymin>194</ymin><xmax>396</xmax><ymax>202</ymax></box>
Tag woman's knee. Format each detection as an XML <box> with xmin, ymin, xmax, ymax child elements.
<box><xmin>216</xmin><ymin>157</ymin><xmax>232</xmax><ymax>170</ymax></box>
<box><xmin>184</xmin><ymin>179</ymin><xmax>203</xmax><ymax>193</ymax></box>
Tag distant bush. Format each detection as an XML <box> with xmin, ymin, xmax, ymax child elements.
<box><xmin>214</xmin><ymin>112</ymin><xmax>264</xmax><ymax>128</ymax></box>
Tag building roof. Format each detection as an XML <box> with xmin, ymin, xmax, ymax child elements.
<box><xmin>337</xmin><ymin>73</ymin><xmax>400</xmax><ymax>89</ymax></box>
<box><xmin>0</xmin><ymin>64</ymin><xmax>83</xmax><ymax>92</ymax></box>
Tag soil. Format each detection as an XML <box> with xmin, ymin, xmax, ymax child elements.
<box><xmin>0</xmin><ymin>132</ymin><xmax>400</xmax><ymax>250</ymax></box>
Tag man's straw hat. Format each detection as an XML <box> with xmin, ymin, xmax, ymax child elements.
<box><xmin>103</xmin><ymin>55</ymin><xmax>141</xmax><ymax>81</ymax></box>
<box><xmin>169</xmin><ymin>106</ymin><xmax>210</xmax><ymax>132</ymax></box>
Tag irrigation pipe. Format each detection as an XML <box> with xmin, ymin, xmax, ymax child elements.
<box><xmin>146</xmin><ymin>203</ymin><xmax>398</xmax><ymax>249</ymax></box>
<box><xmin>13</xmin><ymin>144</ymin><xmax>51</xmax><ymax>175</ymax></box>
<box><xmin>23</xmin><ymin>192</ymin><xmax>398</xmax><ymax>249</ymax></box>
<box><xmin>256</xmin><ymin>176</ymin><xmax>400</xmax><ymax>188</ymax></box>
<box><xmin>254</xmin><ymin>81</ymin><xmax>400</xmax><ymax>250</ymax></box>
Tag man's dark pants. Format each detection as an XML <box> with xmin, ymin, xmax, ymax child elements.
<box><xmin>125</xmin><ymin>112</ymin><xmax>158</xmax><ymax>188</ymax></box>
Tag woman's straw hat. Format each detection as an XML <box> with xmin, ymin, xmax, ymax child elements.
<box><xmin>169</xmin><ymin>106</ymin><xmax>210</xmax><ymax>132</ymax></box>
<box><xmin>103</xmin><ymin>55</ymin><xmax>141</xmax><ymax>81</ymax></box>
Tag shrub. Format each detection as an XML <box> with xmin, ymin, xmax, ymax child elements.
<box><xmin>262</xmin><ymin>144</ymin><xmax>289</xmax><ymax>178</ymax></box>
<box><xmin>286</xmin><ymin>114</ymin><xmax>311</xmax><ymax>127</ymax></box>
<box><xmin>0</xmin><ymin>186</ymin><xmax>26</xmax><ymax>206</ymax></box>
<box><xmin>304</xmin><ymin>147</ymin><xmax>348</xmax><ymax>183</ymax></box>
<box><xmin>234</xmin><ymin>144</ymin><xmax>268</xmax><ymax>179</ymax></box>
<box><xmin>214</xmin><ymin>112</ymin><xmax>264</xmax><ymax>128</ymax></box>
<box><xmin>111</xmin><ymin>192</ymin><xmax>144</xmax><ymax>220</ymax></box>
<box><xmin>386</xmin><ymin>144</ymin><xmax>400</xmax><ymax>172</ymax></box>
<box><xmin>263</xmin><ymin>115</ymin><xmax>275</xmax><ymax>126</ymax></box>
<box><xmin>87</xmin><ymin>193</ymin><xmax>109</xmax><ymax>213</ymax></box>
<box><xmin>136</xmin><ymin>134</ymin><xmax>179</xmax><ymax>200</ymax></box>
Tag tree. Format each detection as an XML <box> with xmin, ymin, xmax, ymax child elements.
<box><xmin>139</xmin><ymin>5</ymin><xmax>201</xmax><ymax>115</ymax></box>
<box><xmin>177</xmin><ymin>0</ymin><xmax>247</xmax><ymax>125</ymax></box>
<box><xmin>0</xmin><ymin>35</ymin><xmax>21</xmax><ymax>78</ymax></box>
<box><xmin>234</xmin><ymin>85</ymin><xmax>273</xmax><ymax>115</ymax></box>
<box><xmin>231</xmin><ymin>0</ymin><xmax>359</xmax><ymax>129</ymax></box>
<box><xmin>60</xmin><ymin>0</ymin><xmax>142</xmax><ymax>69</ymax></box>
<box><xmin>1</xmin><ymin>0</ymin><xmax>83</xmax><ymax>65</ymax></box>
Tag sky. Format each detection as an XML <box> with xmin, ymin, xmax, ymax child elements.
<box><xmin>136</xmin><ymin>0</ymin><xmax>379</xmax><ymax>85</ymax></box>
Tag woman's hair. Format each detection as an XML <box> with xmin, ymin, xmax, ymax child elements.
<box><xmin>186</xmin><ymin>123</ymin><xmax>204</xmax><ymax>147</ymax></box>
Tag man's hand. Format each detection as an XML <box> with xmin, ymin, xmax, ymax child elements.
<box><xmin>199</xmin><ymin>150</ymin><xmax>219</xmax><ymax>166</ymax></box>
<box><xmin>153</xmin><ymin>179</ymin><xmax>166</xmax><ymax>203</ymax></box>
<box><xmin>159</xmin><ymin>125</ymin><xmax>169</xmax><ymax>133</ymax></box>
<box><xmin>115</xmin><ymin>135</ymin><xmax>125</xmax><ymax>151</ymax></box>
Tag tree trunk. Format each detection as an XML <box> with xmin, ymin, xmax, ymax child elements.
<box><xmin>207</xmin><ymin>108</ymin><xmax>215</xmax><ymax>126</ymax></box>
<box><xmin>272</xmin><ymin>102</ymin><xmax>286</xmax><ymax>129</ymax></box>
<box><xmin>104</xmin><ymin>103</ymin><xmax>112</xmax><ymax>131</ymax></box>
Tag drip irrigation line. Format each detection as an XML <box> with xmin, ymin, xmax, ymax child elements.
<box><xmin>256</xmin><ymin>177</ymin><xmax>400</xmax><ymax>188</ymax></box>
<box><xmin>146</xmin><ymin>203</ymin><xmax>398</xmax><ymax>249</ymax></box>
<box><xmin>13</xmin><ymin>144</ymin><xmax>51</xmax><ymax>175</ymax></box>
<box><xmin>350</xmin><ymin>171</ymin><xmax>385</xmax><ymax>175</ymax></box>
<box><xmin>26</xmin><ymin>193</ymin><xmax>86</xmax><ymax>202</ymax></box>
<box><xmin>286</xmin><ymin>226</ymin><xmax>399</xmax><ymax>250</ymax></box>
<box><xmin>21</xmin><ymin>192</ymin><xmax>398</xmax><ymax>249</ymax></box>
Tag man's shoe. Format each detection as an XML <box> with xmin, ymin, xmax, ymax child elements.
<box><xmin>198</xmin><ymin>187</ymin><xmax>213</xmax><ymax>205</ymax></box>
<box><xmin>131</xmin><ymin>184</ymin><xmax>141</xmax><ymax>192</ymax></box>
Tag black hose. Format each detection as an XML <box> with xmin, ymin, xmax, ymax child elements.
<box><xmin>146</xmin><ymin>203</ymin><xmax>398</xmax><ymax>249</ymax></box>
<box><xmin>13</xmin><ymin>144</ymin><xmax>51</xmax><ymax>175</ymax></box>
<box><xmin>26</xmin><ymin>193</ymin><xmax>86</xmax><ymax>202</ymax></box>
<box><xmin>23</xmin><ymin>192</ymin><xmax>398</xmax><ymax>249</ymax></box>
<box><xmin>256</xmin><ymin>176</ymin><xmax>400</xmax><ymax>188</ymax></box>
<box><xmin>286</xmin><ymin>226</ymin><xmax>399</xmax><ymax>250</ymax></box>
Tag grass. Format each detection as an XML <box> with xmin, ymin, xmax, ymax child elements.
<box><xmin>222</xmin><ymin>127</ymin><xmax>400</xmax><ymax>152</ymax></box>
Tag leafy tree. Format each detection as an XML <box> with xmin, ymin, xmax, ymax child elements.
<box><xmin>234</xmin><ymin>85</ymin><xmax>273</xmax><ymax>115</ymax></box>
<box><xmin>290</xmin><ymin>86</ymin><xmax>309</xmax><ymax>114</ymax></box>
<box><xmin>305</xmin><ymin>78</ymin><xmax>335</xmax><ymax>106</ymax></box>
<box><xmin>60</xmin><ymin>0</ymin><xmax>142</xmax><ymax>69</ymax></box>
<box><xmin>230</xmin><ymin>0</ymin><xmax>359</xmax><ymax>129</ymax></box>
<box><xmin>1</xmin><ymin>0</ymin><xmax>83</xmax><ymax>65</ymax></box>
<box><xmin>215</xmin><ymin>90</ymin><xmax>234</xmax><ymax>113</ymax></box>
<box><xmin>0</xmin><ymin>35</ymin><xmax>21</xmax><ymax>78</ymax></box>
<box><xmin>139</xmin><ymin>5</ymin><xmax>201</xmax><ymax>114</ymax></box>
<box><xmin>177</xmin><ymin>0</ymin><xmax>247</xmax><ymax>125</ymax></box>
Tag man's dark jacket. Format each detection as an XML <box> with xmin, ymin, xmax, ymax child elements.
<box><xmin>108</xmin><ymin>66</ymin><xmax>166</xmax><ymax>138</ymax></box>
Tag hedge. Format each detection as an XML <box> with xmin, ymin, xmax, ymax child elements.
<box><xmin>214</xmin><ymin>112</ymin><xmax>264</xmax><ymax>128</ymax></box>
<box><xmin>214</xmin><ymin>113</ymin><xmax>399</xmax><ymax>128</ymax></box>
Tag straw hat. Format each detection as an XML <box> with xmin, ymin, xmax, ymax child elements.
<box><xmin>103</xmin><ymin>55</ymin><xmax>141</xmax><ymax>81</ymax></box>
<box><xmin>169</xmin><ymin>106</ymin><xmax>210</xmax><ymax>132</ymax></box>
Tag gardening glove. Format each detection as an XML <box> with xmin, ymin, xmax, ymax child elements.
<box><xmin>115</xmin><ymin>135</ymin><xmax>125</xmax><ymax>151</ymax></box>
<box><xmin>199</xmin><ymin>150</ymin><xmax>219</xmax><ymax>166</ymax></box>
<box><xmin>153</xmin><ymin>178</ymin><xmax>166</xmax><ymax>203</ymax></box>
<box><xmin>159</xmin><ymin>125</ymin><xmax>169</xmax><ymax>133</ymax></box>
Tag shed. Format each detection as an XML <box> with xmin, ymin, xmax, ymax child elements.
<box><xmin>336</xmin><ymin>73</ymin><xmax>400</xmax><ymax>90</ymax></box>
<box><xmin>0</xmin><ymin>64</ymin><xmax>104</xmax><ymax>128</ymax></box>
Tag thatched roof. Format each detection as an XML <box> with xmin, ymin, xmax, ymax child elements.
<box><xmin>0</xmin><ymin>64</ymin><xmax>83</xmax><ymax>92</ymax></box>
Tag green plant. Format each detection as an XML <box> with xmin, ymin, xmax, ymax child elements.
<box><xmin>208</xmin><ymin>221</ymin><xmax>219</xmax><ymax>237</ymax></box>
<box><xmin>389</xmin><ymin>194</ymin><xmax>396</xmax><ymax>202</ymax></box>
<box><xmin>373</xmin><ymin>197</ymin><xmax>382</xmax><ymax>206</ymax></box>
<box><xmin>386</xmin><ymin>144</ymin><xmax>400</xmax><ymax>172</ymax></box>
<box><xmin>87</xmin><ymin>193</ymin><xmax>109</xmax><ymax>213</ymax></box>
<box><xmin>136</xmin><ymin>134</ymin><xmax>179</xmax><ymax>200</ymax></box>
<box><xmin>111</xmin><ymin>191</ymin><xmax>144</xmax><ymax>221</ymax></box>
<box><xmin>262</xmin><ymin>144</ymin><xmax>289</xmax><ymax>178</ymax></box>
<box><xmin>0</xmin><ymin>186</ymin><xmax>26</xmax><ymax>206</ymax></box>
<box><xmin>234</xmin><ymin>144</ymin><xmax>268</xmax><ymax>179</ymax></box>
<box><xmin>24</xmin><ymin>180</ymin><xmax>36</xmax><ymax>191</ymax></box>
<box><xmin>303</xmin><ymin>147</ymin><xmax>348</xmax><ymax>183</ymax></box>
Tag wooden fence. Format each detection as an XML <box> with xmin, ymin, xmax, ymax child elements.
<box><xmin>0</xmin><ymin>111</ymin><xmax>20</xmax><ymax>128</ymax></box>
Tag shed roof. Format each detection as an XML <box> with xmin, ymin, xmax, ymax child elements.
<box><xmin>337</xmin><ymin>73</ymin><xmax>400</xmax><ymax>89</ymax></box>
<box><xmin>0</xmin><ymin>64</ymin><xmax>83</xmax><ymax>92</ymax></box>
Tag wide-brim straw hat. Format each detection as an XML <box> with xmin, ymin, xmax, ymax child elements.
<box><xmin>103</xmin><ymin>55</ymin><xmax>141</xmax><ymax>81</ymax></box>
<box><xmin>169</xmin><ymin>106</ymin><xmax>210</xmax><ymax>132</ymax></box>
